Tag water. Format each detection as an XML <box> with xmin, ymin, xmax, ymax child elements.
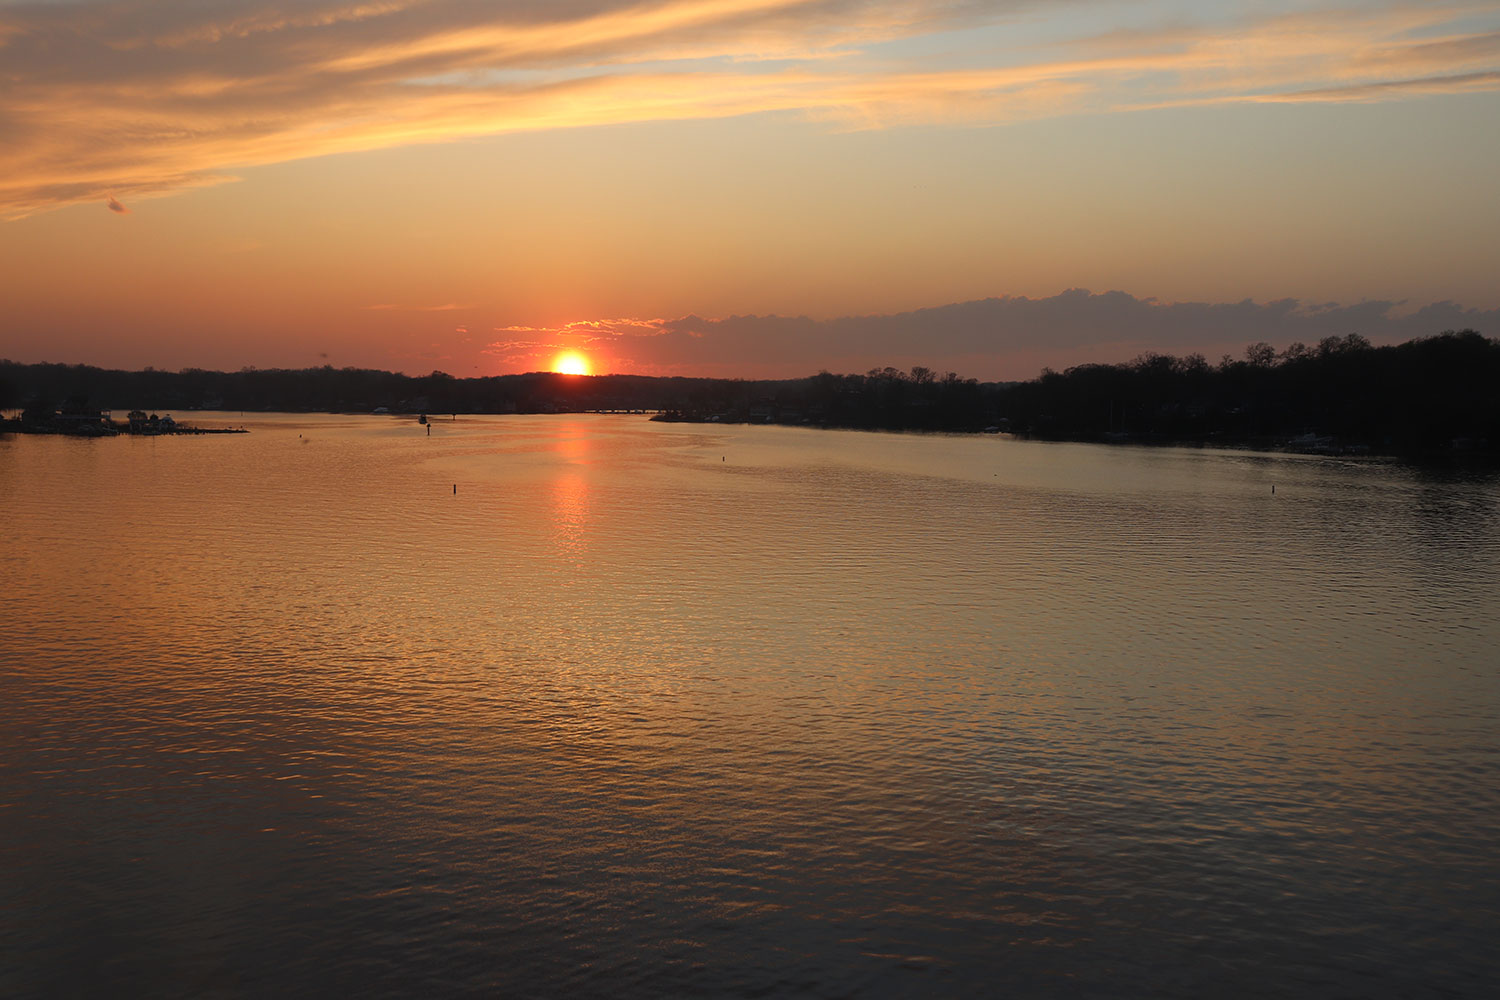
<box><xmin>2</xmin><ymin>414</ymin><xmax>1498</xmax><ymax>997</ymax></box>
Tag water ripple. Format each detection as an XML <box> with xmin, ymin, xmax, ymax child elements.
<box><xmin>2</xmin><ymin>417</ymin><xmax>1498</xmax><ymax>997</ymax></box>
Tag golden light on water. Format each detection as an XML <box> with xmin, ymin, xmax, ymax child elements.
<box><xmin>552</xmin><ymin>351</ymin><xmax>591</xmax><ymax>376</ymax></box>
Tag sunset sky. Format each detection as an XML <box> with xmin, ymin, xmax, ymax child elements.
<box><xmin>2</xmin><ymin>0</ymin><xmax>1498</xmax><ymax>379</ymax></box>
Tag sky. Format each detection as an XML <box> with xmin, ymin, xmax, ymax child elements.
<box><xmin>2</xmin><ymin>0</ymin><xmax>1498</xmax><ymax>380</ymax></box>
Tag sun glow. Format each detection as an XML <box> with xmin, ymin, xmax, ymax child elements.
<box><xmin>552</xmin><ymin>351</ymin><xmax>591</xmax><ymax>375</ymax></box>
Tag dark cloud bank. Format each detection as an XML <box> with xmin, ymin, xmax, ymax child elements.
<box><xmin>596</xmin><ymin>290</ymin><xmax>1500</xmax><ymax>379</ymax></box>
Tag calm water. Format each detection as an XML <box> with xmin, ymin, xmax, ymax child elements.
<box><xmin>3</xmin><ymin>414</ymin><xmax>1498</xmax><ymax>997</ymax></box>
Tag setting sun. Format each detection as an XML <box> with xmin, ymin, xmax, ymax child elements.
<box><xmin>552</xmin><ymin>351</ymin><xmax>591</xmax><ymax>376</ymax></box>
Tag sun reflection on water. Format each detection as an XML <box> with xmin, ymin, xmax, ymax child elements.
<box><xmin>550</xmin><ymin>421</ymin><xmax>593</xmax><ymax>562</ymax></box>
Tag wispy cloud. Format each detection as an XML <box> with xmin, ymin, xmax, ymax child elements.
<box><xmin>1253</xmin><ymin>70</ymin><xmax>1500</xmax><ymax>104</ymax></box>
<box><xmin>105</xmin><ymin>195</ymin><xmax>129</xmax><ymax>214</ymax></box>
<box><xmin>3</xmin><ymin>1</ymin><xmax>1497</xmax><ymax>216</ymax></box>
<box><xmin>362</xmin><ymin>301</ymin><xmax>475</xmax><ymax>311</ymax></box>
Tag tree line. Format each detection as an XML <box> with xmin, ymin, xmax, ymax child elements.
<box><xmin>1003</xmin><ymin>330</ymin><xmax>1498</xmax><ymax>455</ymax></box>
<box><xmin>3</xmin><ymin>329</ymin><xmax>1496</xmax><ymax>456</ymax></box>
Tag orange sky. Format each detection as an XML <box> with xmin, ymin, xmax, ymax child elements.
<box><xmin>2</xmin><ymin>0</ymin><xmax>1498</xmax><ymax>379</ymax></box>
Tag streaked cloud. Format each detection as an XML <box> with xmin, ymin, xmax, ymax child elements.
<box><xmin>1254</xmin><ymin>70</ymin><xmax>1500</xmax><ymax>104</ymax></box>
<box><xmin>105</xmin><ymin>195</ymin><xmax>129</xmax><ymax>214</ymax></box>
<box><xmin>3</xmin><ymin>1</ymin><xmax>1498</xmax><ymax>217</ymax></box>
<box><xmin>362</xmin><ymin>301</ymin><xmax>475</xmax><ymax>311</ymax></box>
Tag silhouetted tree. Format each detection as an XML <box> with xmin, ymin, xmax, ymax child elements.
<box><xmin>1244</xmin><ymin>342</ymin><xmax>1277</xmax><ymax>367</ymax></box>
<box><xmin>4</xmin><ymin>331</ymin><xmax>1495</xmax><ymax>453</ymax></box>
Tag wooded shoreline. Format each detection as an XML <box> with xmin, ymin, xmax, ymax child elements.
<box><xmin>4</xmin><ymin>329</ymin><xmax>1496</xmax><ymax>459</ymax></box>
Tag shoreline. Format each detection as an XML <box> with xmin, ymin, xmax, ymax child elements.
<box><xmin>5</xmin><ymin>410</ymin><xmax>1494</xmax><ymax>466</ymax></box>
<box><xmin>649</xmin><ymin>411</ymin><xmax>1494</xmax><ymax>464</ymax></box>
<box><xmin>0</xmin><ymin>418</ymin><xmax>247</xmax><ymax>437</ymax></box>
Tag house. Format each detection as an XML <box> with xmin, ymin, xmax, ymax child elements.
<box><xmin>55</xmin><ymin>399</ymin><xmax>110</xmax><ymax>433</ymax></box>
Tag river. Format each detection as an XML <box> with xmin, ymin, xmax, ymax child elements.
<box><xmin>3</xmin><ymin>414</ymin><xmax>1498</xmax><ymax>997</ymax></box>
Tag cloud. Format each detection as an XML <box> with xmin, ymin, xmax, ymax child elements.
<box><xmin>523</xmin><ymin>290</ymin><xmax>1500</xmax><ymax>379</ymax></box>
<box><xmin>362</xmin><ymin>301</ymin><xmax>474</xmax><ymax>311</ymax></box>
<box><xmin>3</xmin><ymin>2</ymin><xmax>1497</xmax><ymax>216</ymax></box>
<box><xmin>106</xmin><ymin>195</ymin><xmax>129</xmax><ymax>213</ymax></box>
<box><xmin>1253</xmin><ymin>70</ymin><xmax>1500</xmax><ymax>104</ymax></box>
